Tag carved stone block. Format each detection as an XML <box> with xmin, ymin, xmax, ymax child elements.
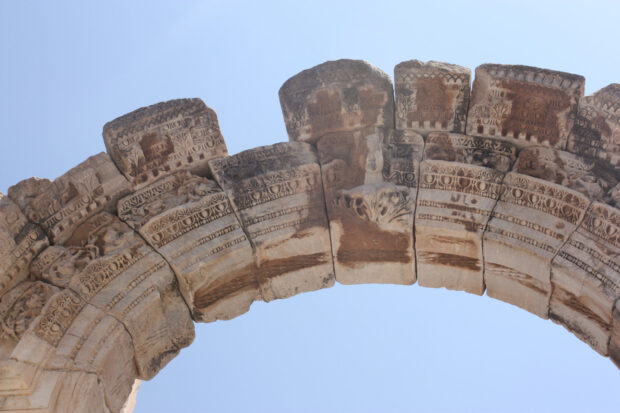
<box><xmin>514</xmin><ymin>146</ymin><xmax>618</xmax><ymax>204</ymax></box>
<box><xmin>0</xmin><ymin>194</ymin><xmax>48</xmax><ymax>296</ymax></box>
<box><xmin>394</xmin><ymin>60</ymin><xmax>470</xmax><ymax>134</ymax></box>
<box><xmin>484</xmin><ymin>173</ymin><xmax>590</xmax><ymax>317</ymax></box>
<box><xmin>611</xmin><ymin>300</ymin><xmax>620</xmax><ymax>368</ymax></box>
<box><xmin>7</xmin><ymin>153</ymin><xmax>131</xmax><ymax>244</ymax></box>
<box><xmin>416</xmin><ymin>161</ymin><xmax>504</xmax><ymax>294</ymax></box>
<box><xmin>279</xmin><ymin>59</ymin><xmax>394</xmax><ymax>143</ymax></box>
<box><xmin>382</xmin><ymin>130</ymin><xmax>425</xmax><ymax>188</ymax></box>
<box><xmin>568</xmin><ymin>83</ymin><xmax>619</xmax><ymax>167</ymax></box>
<box><xmin>424</xmin><ymin>133</ymin><xmax>517</xmax><ymax>172</ymax></box>
<box><xmin>466</xmin><ymin>64</ymin><xmax>584</xmax><ymax>148</ymax></box>
<box><xmin>117</xmin><ymin>171</ymin><xmax>258</xmax><ymax>322</ymax></box>
<box><xmin>103</xmin><ymin>98</ymin><xmax>228</xmax><ymax>188</ymax></box>
<box><xmin>210</xmin><ymin>142</ymin><xmax>334</xmax><ymax>301</ymax></box>
<box><xmin>550</xmin><ymin>202</ymin><xmax>620</xmax><ymax>355</ymax></box>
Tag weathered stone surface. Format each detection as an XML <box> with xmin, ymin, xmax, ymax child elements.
<box><xmin>467</xmin><ymin>64</ymin><xmax>584</xmax><ymax>148</ymax></box>
<box><xmin>279</xmin><ymin>59</ymin><xmax>394</xmax><ymax>143</ymax></box>
<box><xmin>382</xmin><ymin>130</ymin><xmax>425</xmax><ymax>188</ymax></box>
<box><xmin>568</xmin><ymin>84</ymin><xmax>619</xmax><ymax>166</ymax></box>
<box><xmin>395</xmin><ymin>60</ymin><xmax>470</xmax><ymax>134</ymax></box>
<box><xmin>0</xmin><ymin>282</ymin><xmax>59</xmax><ymax>360</ymax></box>
<box><xmin>117</xmin><ymin>171</ymin><xmax>258</xmax><ymax>322</ymax></box>
<box><xmin>210</xmin><ymin>142</ymin><xmax>334</xmax><ymax>301</ymax></box>
<box><xmin>610</xmin><ymin>183</ymin><xmax>620</xmax><ymax>208</ymax></box>
<box><xmin>550</xmin><ymin>202</ymin><xmax>620</xmax><ymax>355</ymax></box>
<box><xmin>416</xmin><ymin>161</ymin><xmax>504</xmax><ymax>294</ymax></box>
<box><xmin>423</xmin><ymin>132</ymin><xmax>517</xmax><ymax>172</ymax></box>
<box><xmin>484</xmin><ymin>173</ymin><xmax>590</xmax><ymax>317</ymax></box>
<box><xmin>103</xmin><ymin>98</ymin><xmax>228</xmax><ymax>188</ymax></box>
<box><xmin>514</xmin><ymin>146</ymin><xmax>618</xmax><ymax>204</ymax></box>
<box><xmin>7</xmin><ymin>153</ymin><xmax>131</xmax><ymax>244</ymax></box>
<box><xmin>0</xmin><ymin>195</ymin><xmax>48</xmax><ymax>296</ymax></box>
<box><xmin>611</xmin><ymin>300</ymin><xmax>620</xmax><ymax>367</ymax></box>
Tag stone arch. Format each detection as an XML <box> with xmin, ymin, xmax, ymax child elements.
<box><xmin>0</xmin><ymin>59</ymin><xmax>618</xmax><ymax>412</ymax></box>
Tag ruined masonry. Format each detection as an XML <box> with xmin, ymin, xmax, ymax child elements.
<box><xmin>0</xmin><ymin>59</ymin><xmax>618</xmax><ymax>412</ymax></box>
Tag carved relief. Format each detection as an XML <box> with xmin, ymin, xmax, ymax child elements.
<box><xmin>210</xmin><ymin>142</ymin><xmax>334</xmax><ymax>301</ymax></box>
<box><xmin>394</xmin><ymin>60</ymin><xmax>470</xmax><ymax>133</ymax></box>
<box><xmin>382</xmin><ymin>129</ymin><xmax>424</xmax><ymax>188</ymax></box>
<box><xmin>551</xmin><ymin>202</ymin><xmax>620</xmax><ymax>355</ymax></box>
<box><xmin>483</xmin><ymin>172</ymin><xmax>591</xmax><ymax>317</ymax></box>
<box><xmin>7</xmin><ymin>153</ymin><xmax>131</xmax><ymax>244</ymax></box>
<box><xmin>466</xmin><ymin>64</ymin><xmax>584</xmax><ymax>148</ymax></box>
<box><xmin>103</xmin><ymin>98</ymin><xmax>228</xmax><ymax>188</ymax></box>
<box><xmin>416</xmin><ymin>161</ymin><xmax>505</xmax><ymax>294</ymax></box>
<box><xmin>424</xmin><ymin>132</ymin><xmax>517</xmax><ymax>172</ymax></box>
<box><xmin>0</xmin><ymin>194</ymin><xmax>48</xmax><ymax>296</ymax></box>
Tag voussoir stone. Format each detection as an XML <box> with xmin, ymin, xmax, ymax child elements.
<box><xmin>466</xmin><ymin>64</ymin><xmax>585</xmax><ymax>148</ymax></box>
<box><xmin>611</xmin><ymin>300</ymin><xmax>620</xmax><ymax>367</ymax></box>
<box><xmin>117</xmin><ymin>170</ymin><xmax>259</xmax><ymax>322</ymax></box>
<box><xmin>550</xmin><ymin>202</ymin><xmax>620</xmax><ymax>355</ymax></box>
<box><xmin>484</xmin><ymin>172</ymin><xmax>591</xmax><ymax>318</ymax></box>
<box><xmin>7</xmin><ymin>152</ymin><xmax>131</xmax><ymax>245</ymax></box>
<box><xmin>103</xmin><ymin>98</ymin><xmax>228</xmax><ymax>188</ymax></box>
<box><xmin>0</xmin><ymin>194</ymin><xmax>48</xmax><ymax>297</ymax></box>
<box><xmin>394</xmin><ymin>60</ymin><xmax>470</xmax><ymax>134</ymax></box>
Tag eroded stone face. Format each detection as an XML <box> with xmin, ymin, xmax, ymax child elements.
<box><xmin>466</xmin><ymin>64</ymin><xmax>584</xmax><ymax>148</ymax></box>
<box><xmin>103</xmin><ymin>99</ymin><xmax>228</xmax><ymax>188</ymax></box>
<box><xmin>568</xmin><ymin>84</ymin><xmax>620</xmax><ymax>167</ymax></box>
<box><xmin>611</xmin><ymin>302</ymin><xmax>620</xmax><ymax>368</ymax></box>
<box><xmin>395</xmin><ymin>60</ymin><xmax>470</xmax><ymax>134</ymax></box>
<box><xmin>484</xmin><ymin>173</ymin><xmax>591</xmax><ymax>317</ymax></box>
<box><xmin>7</xmin><ymin>153</ymin><xmax>131</xmax><ymax>244</ymax></box>
<box><xmin>210</xmin><ymin>142</ymin><xmax>334</xmax><ymax>301</ymax></box>
<box><xmin>0</xmin><ymin>194</ymin><xmax>48</xmax><ymax>296</ymax></box>
<box><xmin>423</xmin><ymin>132</ymin><xmax>517</xmax><ymax>172</ymax></box>
<box><xmin>415</xmin><ymin>161</ymin><xmax>504</xmax><ymax>294</ymax></box>
<box><xmin>551</xmin><ymin>202</ymin><xmax>620</xmax><ymax>355</ymax></box>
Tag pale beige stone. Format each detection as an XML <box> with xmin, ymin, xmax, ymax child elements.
<box><xmin>550</xmin><ymin>202</ymin><xmax>620</xmax><ymax>355</ymax></box>
<box><xmin>0</xmin><ymin>195</ymin><xmax>48</xmax><ymax>296</ymax></box>
<box><xmin>7</xmin><ymin>153</ymin><xmax>131</xmax><ymax>244</ymax></box>
<box><xmin>103</xmin><ymin>98</ymin><xmax>228</xmax><ymax>188</ymax></box>
<box><xmin>416</xmin><ymin>161</ymin><xmax>504</xmax><ymax>294</ymax></box>
<box><xmin>484</xmin><ymin>173</ymin><xmax>590</xmax><ymax>317</ymax></box>
<box><xmin>467</xmin><ymin>64</ymin><xmax>584</xmax><ymax>148</ymax></box>
<box><xmin>210</xmin><ymin>142</ymin><xmax>334</xmax><ymax>301</ymax></box>
<box><xmin>395</xmin><ymin>60</ymin><xmax>470</xmax><ymax>134</ymax></box>
<box><xmin>117</xmin><ymin>171</ymin><xmax>258</xmax><ymax>322</ymax></box>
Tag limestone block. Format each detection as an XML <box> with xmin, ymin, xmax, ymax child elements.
<box><xmin>466</xmin><ymin>64</ymin><xmax>584</xmax><ymax>148</ymax></box>
<box><xmin>611</xmin><ymin>300</ymin><xmax>620</xmax><ymax>367</ymax></box>
<box><xmin>416</xmin><ymin>161</ymin><xmax>504</xmax><ymax>294</ymax></box>
<box><xmin>0</xmin><ymin>195</ymin><xmax>48</xmax><ymax>296</ymax></box>
<box><xmin>550</xmin><ymin>202</ymin><xmax>620</xmax><ymax>355</ymax></box>
<box><xmin>0</xmin><ymin>282</ymin><xmax>59</xmax><ymax>360</ymax></box>
<box><xmin>0</xmin><ymin>370</ymin><xmax>108</xmax><ymax>413</ymax></box>
<box><xmin>103</xmin><ymin>98</ymin><xmax>228</xmax><ymax>188</ymax></box>
<box><xmin>394</xmin><ymin>60</ymin><xmax>470</xmax><ymax>134</ymax></box>
<box><xmin>484</xmin><ymin>172</ymin><xmax>590</xmax><ymax>317</ymax></box>
<box><xmin>52</xmin><ymin>213</ymin><xmax>194</xmax><ymax>380</ymax></box>
<box><xmin>610</xmin><ymin>183</ymin><xmax>620</xmax><ymax>208</ymax></box>
<box><xmin>424</xmin><ymin>133</ymin><xmax>517</xmax><ymax>172</ymax></box>
<box><xmin>210</xmin><ymin>142</ymin><xmax>334</xmax><ymax>301</ymax></box>
<box><xmin>514</xmin><ymin>146</ymin><xmax>617</xmax><ymax>203</ymax></box>
<box><xmin>7</xmin><ymin>153</ymin><xmax>131</xmax><ymax>244</ymax></box>
<box><xmin>382</xmin><ymin>130</ymin><xmax>425</xmax><ymax>188</ymax></box>
<box><xmin>279</xmin><ymin>59</ymin><xmax>394</xmax><ymax>142</ymax></box>
<box><xmin>117</xmin><ymin>171</ymin><xmax>258</xmax><ymax>322</ymax></box>
<box><xmin>568</xmin><ymin>83</ymin><xmax>619</xmax><ymax>166</ymax></box>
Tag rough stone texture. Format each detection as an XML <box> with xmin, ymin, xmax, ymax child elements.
<box><xmin>7</xmin><ymin>153</ymin><xmax>131</xmax><ymax>244</ymax></box>
<box><xmin>103</xmin><ymin>98</ymin><xmax>228</xmax><ymax>188</ymax></box>
<box><xmin>550</xmin><ymin>202</ymin><xmax>620</xmax><ymax>355</ymax></box>
<box><xmin>0</xmin><ymin>58</ymin><xmax>619</xmax><ymax>412</ymax></box>
<box><xmin>416</xmin><ymin>161</ymin><xmax>503</xmax><ymax>294</ymax></box>
<box><xmin>467</xmin><ymin>64</ymin><xmax>585</xmax><ymax>148</ymax></box>
<box><xmin>0</xmin><ymin>194</ymin><xmax>48</xmax><ymax>297</ymax></box>
<box><xmin>395</xmin><ymin>60</ymin><xmax>470</xmax><ymax>134</ymax></box>
<box><xmin>484</xmin><ymin>173</ymin><xmax>591</xmax><ymax>318</ymax></box>
<box><xmin>210</xmin><ymin>142</ymin><xmax>334</xmax><ymax>301</ymax></box>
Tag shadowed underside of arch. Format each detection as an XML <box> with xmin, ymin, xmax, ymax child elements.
<box><xmin>0</xmin><ymin>59</ymin><xmax>618</xmax><ymax>412</ymax></box>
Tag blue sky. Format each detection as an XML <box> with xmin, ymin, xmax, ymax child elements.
<box><xmin>1</xmin><ymin>1</ymin><xmax>619</xmax><ymax>412</ymax></box>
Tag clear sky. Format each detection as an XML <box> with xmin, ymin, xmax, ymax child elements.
<box><xmin>1</xmin><ymin>1</ymin><xmax>619</xmax><ymax>412</ymax></box>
